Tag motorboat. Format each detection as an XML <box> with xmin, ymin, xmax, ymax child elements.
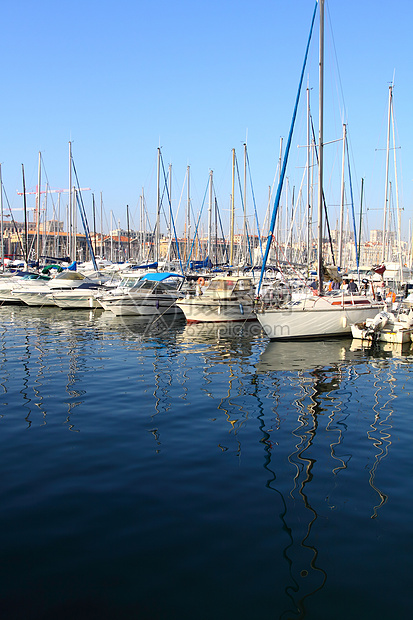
<box><xmin>13</xmin><ymin>271</ymin><xmax>104</xmax><ymax>307</ymax></box>
<box><xmin>351</xmin><ymin>307</ymin><xmax>413</xmax><ymax>344</ymax></box>
<box><xmin>176</xmin><ymin>275</ymin><xmax>256</xmax><ymax>323</ymax></box>
<box><xmin>98</xmin><ymin>272</ymin><xmax>185</xmax><ymax>316</ymax></box>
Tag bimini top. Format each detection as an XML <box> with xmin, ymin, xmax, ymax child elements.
<box><xmin>141</xmin><ymin>272</ymin><xmax>184</xmax><ymax>282</ymax></box>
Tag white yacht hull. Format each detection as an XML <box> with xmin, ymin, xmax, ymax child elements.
<box><xmin>15</xmin><ymin>291</ymin><xmax>57</xmax><ymax>306</ymax></box>
<box><xmin>257</xmin><ymin>295</ymin><xmax>383</xmax><ymax>340</ymax></box>
<box><xmin>100</xmin><ymin>294</ymin><xmax>183</xmax><ymax>317</ymax></box>
<box><xmin>52</xmin><ymin>292</ymin><xmax>102</xmax><ymax>309</ymax></box>
<box><xmin>176</xmin><ymin>298</ymin><xmax>256</xmax><ymax>323</ymax></box>
<box><xmin>351</xmin><ymin>323</ymin><xmax>413</xmax><ymax>344</ymax></box>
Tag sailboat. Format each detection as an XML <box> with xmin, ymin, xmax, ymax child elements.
<box><xmin>256</xmin><ymin>0</ymin><xmax>383</xmax><ymax>340</ymax></box>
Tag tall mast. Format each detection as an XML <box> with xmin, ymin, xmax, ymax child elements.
<box><xmin>306</xmin><ymin>86</ymin><xmax>311</xmax><ymax>277</ymax></box>
<box><xmin>317</xmin><ymin>0</ymin><xmax>324</xmax><ymax>294</ymax></box>
<box><xmin>68</xmin><ymin>141</ymin><xmax>73</xmax><ymax>260</ymax></box>
<box><xmin>140</xmin><ymin>189</ymin><xmax>145</xmax><ymax>262</ymax></box>
<box><xmin>207</xmin><ymin>169</ymin><xmax>213</xmax><ymax>260</ymax></box>
<box><xmin>0</xmin><ymin>165</ymin><xmax>4</xmax><ymax>272</ymax></box>
<box><xmin>110</xmin><ymin>210</ymin><xmax>113</xmax><ymax>262</ymax></box>
<box><xmin>56</xmin><ymin>192</ymin><xmax>61</xmax><ymax>257</ymax></box>
<box><xmin>44</xmin><ymin>183</ymin><xmax>48</xmax><ymax>260</ymax></box>
<box><xmin>381</xmin><ymin>84</ymin><xmax>392</xmax><ymax>263</ymax></box>
<box><xmin>22</xmin><ymin>164</ymin><xmax>28</xmax><ymax>265</ymax></box>
<box><xmin>243</xmin><ymin>142</ymin><xmax>247</xmax><ymax>264</ymax></box>
<box><xmin>357</xmin><ymin>178</ymin><xmax>364</xmax><ymax>265</ymax></box>
<box><xmin>92</xmin><ymin>193</ymin><xmax>96</xmax><ymax>256</ymax></box>
<box><xmin>338</xmin><ymin>123</ymin><xmax>346</xmax><ymax>268</ymax></box>
<box><xmin>126</xmin><ymin>204</ymin><xmax>130</xmax><ymax>261</ymax></box>
<box><xmin>156</xmin><ymin>147</ymin><xmax>161</xmax><ymax>263</ymax></box>
<box><xmin>36</xmin><ymin>152</ymin><xmax>41</xmax><ymax>267</ymax></box>
<box><xmin>100</xmin><ymin>192</ymin><xmax>103</xmax><ymax>257</ymax></box>
<box><xmin>186</xmin><ymin>166</ymin><xmax>191</xmax><ymax>262</ymax></box>
<box><xmin>391</xmin><ymin>89</ymin><xmax>403</xmax><ymax>283</ymax></box>
<box><xmin>276</xmin><ymin>137</ymin><xmax>283</xmax><ymax>259</ymax></box>
<box><xmin>168</xmin><ymin>164</ymin><xmax>172</xmax><ymax>264</ymax></box>
<box><xmin>230</xmin><ymin>148</ymin><xmax>235</xmax><ymax>265</ymax></box>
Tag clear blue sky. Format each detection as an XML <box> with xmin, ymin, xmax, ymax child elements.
<box><xmin>1</xmin><ymin>0</ymin><xmax>412</xmax><ymax>242</ymax></box>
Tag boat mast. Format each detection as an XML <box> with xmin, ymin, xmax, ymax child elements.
<box><xmin>0</xmin><ymin>164</ymin><xmax>3</xmax><ymax>272</ymax></box>
<box><xmin>92</xmin><ymin>193</ymin><xmax>96</xmax><ymax>256</ymax></box>
<box><xmin>36</xmin><ymin>152</ymin><xmax>41</xmax><ymax>267</ymax></box>
<box><xmin>140</xmin><ymin>190</ymin><xmax>145</xmax><ymax>262</ymax></box>
<box><xmin>357</xmin><ymin>178</ymin><xmax>364</xmax><ymax>265</ymax></box>
<box><xmin>156</xmin><ymin>147</ymin><xmax>161</xmax><ymax>263</ymax></box>
<box><xmin>230</xmin><ymin>148</ymin><xmax>235</xmax><ymax>265</ymax></box>
<box><xmin>110</xmin><ymin>210</ymin><xmax>113</xmax><ymax>262</ymax></box>
<box><xmin>100</xmin><ymin>192</ymin><xmax>104</xmax><ymax>258</ymax></box>
<box><xmin>21</xmin><ymin>164</ymin><xmax>29</xmax><ymax>266</ymax></box>
<box><xmin>186</xmin><ymin>166</ymin><xmax>191</xmax><ymax>263</ymax></box>
<box><xmin>243</xmin><ymin>142</ymin><xmax>247</xmax><ymax>264</ymax></box>
<box><xmin>306</xmin><ymin>86</ymin><xmax>311</xmax><ymax>278</ymax></box>
<box><xmin>68</xmin><ymin>141</ymin><xmax>73</xmax><ymax>261</ymax></box>
<box><xmin>208</xmin><ymin>169</ymin><xmax>213</xmax><ymax>261</ymax></box>
<box><xmin>381</xmin><ymin>85</ymin><xmax>392</xmax><ymax>264</ymax></box>
<box><xmin>390</xmin><ymin>91</ymin><xmax>403</xmax><ymax>284</ymax></box>
<box><xmin>338</xmin><ymin>123</ymin><xmax>346</xmax><ymax>268</ymax></box>
<box><xmin>317</xmin><ymin>0</ymin><xmax>324</xmax><ymax>294</ymax></box>
<box><xmin>167</xmin><ymin>164</ymin><xmax>172</xmax><ymax>264</ymax></box>
<box><xmin>126</xmin><ymin>204</ymin><xmax>130</xmax><ymax>261</ymax></box>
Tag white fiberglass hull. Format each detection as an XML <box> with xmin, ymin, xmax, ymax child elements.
<box><xmin>15</xmin><ymin>290</ymin><xmax>57</xmax><ymax>306</ymax></box>
<box><xmin>176</xmin><ymin>298</ymin><xmax>256</xmax><ymax>323</ymax></box>
<box><xmin>257</xmin><ymin>295</ymin><xmax>383</xmax><ymax>340</ymax></box>
<box><xmin>51</xmin><ymin>291</ymin><xmax>102</xmax><ymax>309</ymax></box>
<box><xmin>99</xmin><ymin>294</ymin><xmax>183</xmax><ymax>317</ymax></box>
<box><xmin>351</xmin><ymin>323</ymin><xmax>413</xmax><ymax>344</ymax></box>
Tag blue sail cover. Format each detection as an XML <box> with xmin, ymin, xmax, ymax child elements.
<box><xmin>130</xmin><ymin>262</ymin><xmax>158</xmax><ymax>270</ymax></box>
<box><xmin>141</xmin><ymin>272</ymin><xmax>185</xmax><ymax>282</ymax></box>
<box><xmin>189</xmin><ymin>258</ymin><xmax>212</xmax><ymax>270</ymax></box>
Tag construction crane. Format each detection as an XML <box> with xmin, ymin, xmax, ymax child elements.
<box><xmin>17</xmin><ymin>187</ymin><xmax>91</xmax><ymax>196</ymax></box>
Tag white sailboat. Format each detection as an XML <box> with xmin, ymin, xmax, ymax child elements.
<box><xmin>256</xmin><ymin>0</ymin><xmax>383</xmax><ymax>340</ymax></box>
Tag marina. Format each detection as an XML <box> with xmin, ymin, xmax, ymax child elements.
<box><xmin>1</xmin><ymin>305</ymin><xmax>412</xmax><ymax>619</ymax></box>
<box><xmin>2</xmin><ymin>1</ymin><xmax>413</xmax><ymax>618</ymax></box>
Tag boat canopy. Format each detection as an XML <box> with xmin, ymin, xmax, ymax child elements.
<box><xmin>141</xmin><ymin>272</ymin><xmax>185</xmax><ymax>282</ymax></box>
<box><xmin>42</xmin><ymin>264</ymin><xmax>64</xmax><ymax>274</ymax></box>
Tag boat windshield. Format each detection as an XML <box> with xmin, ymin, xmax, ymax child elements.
<box><xmin>129</xmin><ymin>279</ymin><xmax>180</xmax><ymax>293</ymax></box>
<box><xmin>207</xmin><ymin>278</ymin><xmax>251</xmax><ymax>293</ymax></box>
<box><xmin>118</xmin><ymin>277</ymin><xmax>142</xmax><ymax>288</ymax></box>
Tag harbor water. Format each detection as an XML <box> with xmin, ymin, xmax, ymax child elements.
<box><xmin>1</xmin><ymin>305</ymin><xmax>412</xmax><ymax>619</ymax></box>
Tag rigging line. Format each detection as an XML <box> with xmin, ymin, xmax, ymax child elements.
<box><xmin>213</xmin><ymin>191</ymin><xmax>229</xmax><ymax>264</ymax></box>
<box><xmin>346</xmin><ymin>133</ymin><xmax>360</xmax><ymax>276</ymax></box>
<box><xmin>185</xmin><ymin>176</ymin><xmax>209</xmax><ymax>269</ymax></box>
<box><xmin>39</xmin><ymin>153</ymin><xmax>57</xmax><ymax>214</ymax></box>
<box><xmin>258</xmin><ymin>0</ymin><xmax>318</xmax><ymax>295</ymax></box>
<box><xmin>246</xmin><ymin>149</ymin><xmax>263</xmax><ymax>260</ymax></box>
<box><xmin>1</xmin><ymin>185</ymin><xmax>25</xmax><ymax>258</ymax></box>
<box><xmin>309</xmin><ymin>113</ymin><xmax>336</xmax><ymax>265</ymax></box>
<box><xmin>243</xmin><ymin>219</ymin><xmax>254</xmax><ymax>270</ymax></box>
<box><xmin>325</xmin><ymin>0</ymin><xmax>347</xmax><ymax>122</ymax></box>
<box><xmin>234</xmin><ymin>153</ymin><xmax>254</xmax><ymax>266</ymax></box>
<box><xmin>159</xmin><ymin>153</ymin><xmax>184</xmax><ymax>274</ymax></box>
<box><xmin>234</xmin><ymin>152</ymin><xmax>250</xmax><ymax>263</ymax></box>
<box><xmin>71</xmin><ymin>158</ymin><xmax>97</xmax><ymax>270</ymax></box>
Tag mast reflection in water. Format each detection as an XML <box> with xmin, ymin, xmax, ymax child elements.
<box><xmin>0</xmin><ymin>307</ymin><xmax>412</xmax><ymax>619</ymax></box>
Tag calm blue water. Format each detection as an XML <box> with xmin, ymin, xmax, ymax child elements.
<box><xmin>1</xmin><ymin>305</ymin><xmax>413</xmax><ymax>619</ymax></box>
